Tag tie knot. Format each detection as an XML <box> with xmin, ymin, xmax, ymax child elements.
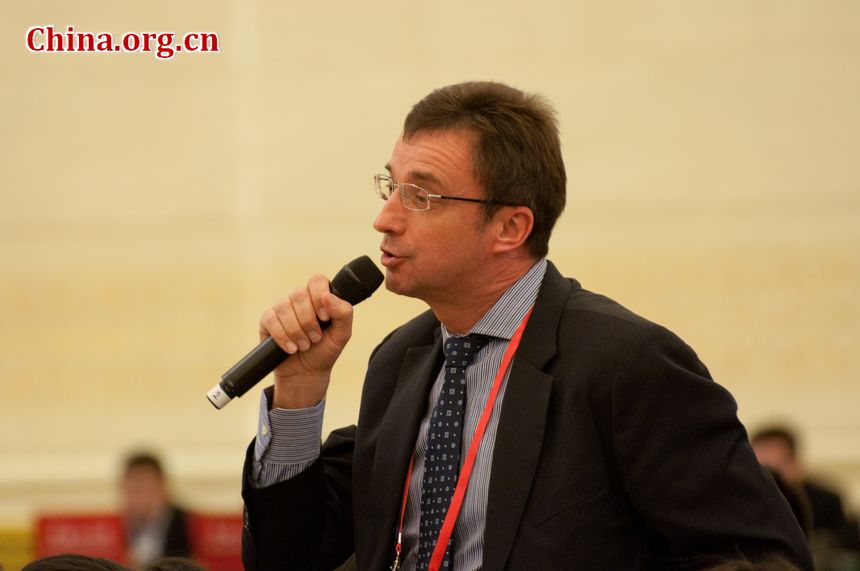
<box><xmin>443</xmin><ymin>334</ymin><xmax>491</xmax><ymax>369</ymax></box>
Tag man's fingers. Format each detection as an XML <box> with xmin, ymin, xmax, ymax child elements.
<box><xmin>289</xmin><ymin>286</ymin><xmax>323</xmax><ymax>345</ymax></box>
<box><xmin>260</xmin><ymin>273</ymin><xmax>355</xmax><ymax>405</ymax></box>
<box><xmin>275</xmin><ymin>296</ymin><xmax>312</xmax><ymax>352</ymax></box>
<box><xmin>260</xmin><ymin>273</ymin><xmax>355</xmax><ymax>369</ymax></box>
<box><xmin>260</xmin><ymin>307</ymin><xmax>297</xmax><ymax>354</ymax></box>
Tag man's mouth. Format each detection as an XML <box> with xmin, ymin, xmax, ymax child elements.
<box><xmin>380</xmin><ymin>248</ymin><xmax>405</xmax><ymax>267</ymax></box>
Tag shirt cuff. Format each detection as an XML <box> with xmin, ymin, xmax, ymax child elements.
<box><xmin>252</xmin><ymin>387</ymin><xmax>325</xmax><ymax>487</ymax></box>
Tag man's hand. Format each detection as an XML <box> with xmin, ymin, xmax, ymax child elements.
<box><xmin>259</xmin><ymin>274</ymin><xmax>354</xmax><ymax>409</ymax></box>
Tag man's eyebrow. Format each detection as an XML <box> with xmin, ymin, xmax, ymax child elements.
<box><xmin>410</xmin><ymin>171</ymin><xmax>440</xmax><ymax>185</ymax></box>
<box><xmin>383</xmin><ymin>165</ymin><xmax>441</xmax><ymax>186</ymax></box>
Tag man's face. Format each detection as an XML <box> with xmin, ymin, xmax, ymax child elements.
<box><xmin>373</xmin><ymin>129</ymin><xmax>496</xmax><ymax>304</ymax></box>
<box><xmin>752</xmin><ymin>437</ymin><xmax>800</xmax><ymax>483</ymax></box>
<box><xmin>122</xmin><ymin>466</ymin><xmax>168</xmax><ymax>522</ymax></box>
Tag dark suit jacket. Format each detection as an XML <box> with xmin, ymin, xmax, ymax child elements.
<box><xmin>125</xmin><ymin>505</ymin><xmax>191</xmax><ymax>563</ymax></box>
<box><xmin>242</xmin><ymin>262</ymin><xmax>813</xmax><ymax>570</ymax></box>
<box><xmin>163</xmin><ymin>506</ymin><xmax>192</xmax><ymax>559</ymax></box>
<box><xmin>803</xmin><ymin>480</ymin><xmax>847</xmax><ymax>533</ymax></box>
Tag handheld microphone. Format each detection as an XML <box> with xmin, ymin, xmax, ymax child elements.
<box><xmin>207</xmin><ymin>255</ymin><xmax>384</xmax><ymax>409</ymax></box>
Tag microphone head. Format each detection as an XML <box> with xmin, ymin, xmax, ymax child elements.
<box><xmin>330</xmin><ymin>255</ymin><xmax>384</xmax><ymax>305</ymax></box>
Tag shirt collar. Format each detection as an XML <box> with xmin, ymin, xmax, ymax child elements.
<box><xmin>441</xmin><ymin>258</ymin><xmax>547</xmax><ymax>343</ymax></box>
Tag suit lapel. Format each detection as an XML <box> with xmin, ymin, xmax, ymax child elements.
<box><xmin>482</xmin><ymin>263</ymin><xmax>572</xmax><ymax>571</ymax></box>
<box><xmin>370</xmin><ymin>333</ymin><xmax>443</xmax><ymax>551</ymax></box>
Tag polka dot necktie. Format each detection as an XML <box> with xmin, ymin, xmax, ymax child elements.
<box><xmin>417</xmin><ymin>333</ymin><xmax>491</xmax><ymax>570</ymax></box>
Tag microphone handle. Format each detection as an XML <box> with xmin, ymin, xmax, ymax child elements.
<box><xmin>221</xmin><ymin>320</ymin><xmax>332</xmax><ymax>400</ymax></box>
<box><xmin>206</xmin><ymin>255</ymin><xmax>383</xmax><ymax>410</ymax></box>
<box><xmin>206</xmin><ymin>301</ymin><xmax>335</xmax><ymax>410</ymax></box>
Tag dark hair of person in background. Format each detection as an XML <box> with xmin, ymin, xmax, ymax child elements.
<box><xmin>21</xmin><ymin>553</ymin><xmax>129</xmax><ymax>571</ymax></box>
<box><xmin>143</xmin><ymin>556</ymin><xmax>209</xmax><ymax>571</ymax></box>
<box><xmin>403</xmin><ymin>81</ymin><xmax>567</xmax><ymax>259</ymax></box>
<box><xmin>124</xmin><ymin>452</ymin><xmax>165</xmax><ymax>478</ymax></box>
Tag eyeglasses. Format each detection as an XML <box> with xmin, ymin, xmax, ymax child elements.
<box><xmin>374</xmin><ymin>174</ymin><xmax>520</xmax><ymax>212</ymax></box>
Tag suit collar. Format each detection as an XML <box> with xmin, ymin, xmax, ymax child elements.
<box><xmin>516</xmin><ymin>260</ymin><xmax>574</xmax><ymax>370</ymax></box>
<box><xmin>482</xmin><ymin>261</ymin><xmax>574</xmax><ymax>571</ymax></box>
<box><xmin>369</xmin><ymin>326</ymin><xmax>442</xmax><ymax>563</ymax></box>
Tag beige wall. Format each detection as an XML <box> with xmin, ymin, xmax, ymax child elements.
<box><xmin>1</xmin><ymin>0</ymin><xmax>858</xmax><ymax>529</ymax></box>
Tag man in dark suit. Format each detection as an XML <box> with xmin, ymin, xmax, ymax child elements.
<box><xmin>121</xmin><ymin>452</ymin><xmax>191</xmax><ymax>567</ymax></box>
<box><xmin>241</xmin><ymin>82</ymin><xmax>812</xmax><ymax>570</ymax></box>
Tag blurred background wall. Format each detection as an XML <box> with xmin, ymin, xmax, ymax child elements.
<box><xmin>1</xmin><ymin>0</ymin><xmax>858</xmax><ymax>560</ymax></box>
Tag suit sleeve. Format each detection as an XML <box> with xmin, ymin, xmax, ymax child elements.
<box><xmin>242</xmin><ymin>425</ymin><xmax>356</xmax><ymax>571</ymax></box>
<box><xmin>610</xmin><ymin>326</ymin><xmax>813</xmax><ymax>570</ymax></box>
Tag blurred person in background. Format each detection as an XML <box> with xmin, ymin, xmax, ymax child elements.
<box><xmin>752</xmin><ymin>425</ymin><xmax>860</xmax><ymax>567</ymax></box>
<box><xmin>752</xmin><ymin>426</ymin><xmax>848</xmax><ymax>534</ymax></box>
<box><xmin>121</xmin><ymin>452</ymin><xmax>191</xmax><ymax>568</ymax></box>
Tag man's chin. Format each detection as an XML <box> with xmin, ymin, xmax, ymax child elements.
<box><xmin>384</xmin><ymin>273</ymin><xmax>404</xmax><ymax>294</ymax></box>
<box><xmin>384</xmin><ymin>273</ymin><xmax>418</xmax><ymax>299</ymax></box>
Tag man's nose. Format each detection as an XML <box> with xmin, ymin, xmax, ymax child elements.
<box><xmin>373</xmin><ymin>190</ymin><xmax>406</xmax><ymax>234</ymax></box>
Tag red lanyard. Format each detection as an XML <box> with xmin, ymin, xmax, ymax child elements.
<box><xmin>391</xmin><ymin>308</ymin><xmax>533</xmax><ymax>571</ymax></box>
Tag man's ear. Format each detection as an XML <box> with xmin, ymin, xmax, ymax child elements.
<box><xmin>492</xmin><ymin>206</ymin><xmax>535</xmax><ymax>254</ymax></box>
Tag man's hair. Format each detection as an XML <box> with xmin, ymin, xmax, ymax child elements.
<box><xmin>124</xmin><ymin>451</ymin><xmax>165</xmax><ymax>478</ymax></box>
<box><xmin>404</xmin><ymin>81</ymin><xmax>567</xmax><ymax>258</ymax></box>
<box><xmin>750</xmin><ymin>426</ymin><xmax>798</xmax><ymax>458</ymax></box>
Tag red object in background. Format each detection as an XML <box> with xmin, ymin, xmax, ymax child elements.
<box><xmin>188</xmin><ymin>513</ymin><xmax>243</xmax><ymax>571</ymax></box>
<box><xmin>36</xmin><ymin>514</ymin><xmax>127</xmax><ymax>562</ymax></box>
<box><xmin>34</xmin><ymin>512</ymin><xmax>243</xmax><ymax>569</ymax></box>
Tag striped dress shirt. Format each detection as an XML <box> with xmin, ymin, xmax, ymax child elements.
<box><xmin>253</xmin><ymin>258</ymin><xmax>547</xmax><ymax>571</ymax></box>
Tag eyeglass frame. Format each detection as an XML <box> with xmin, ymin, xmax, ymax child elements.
<box><xmin>374</xmin><ymin>173</ymin><xmax>521</xmax><ymax>212</ymax></box>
